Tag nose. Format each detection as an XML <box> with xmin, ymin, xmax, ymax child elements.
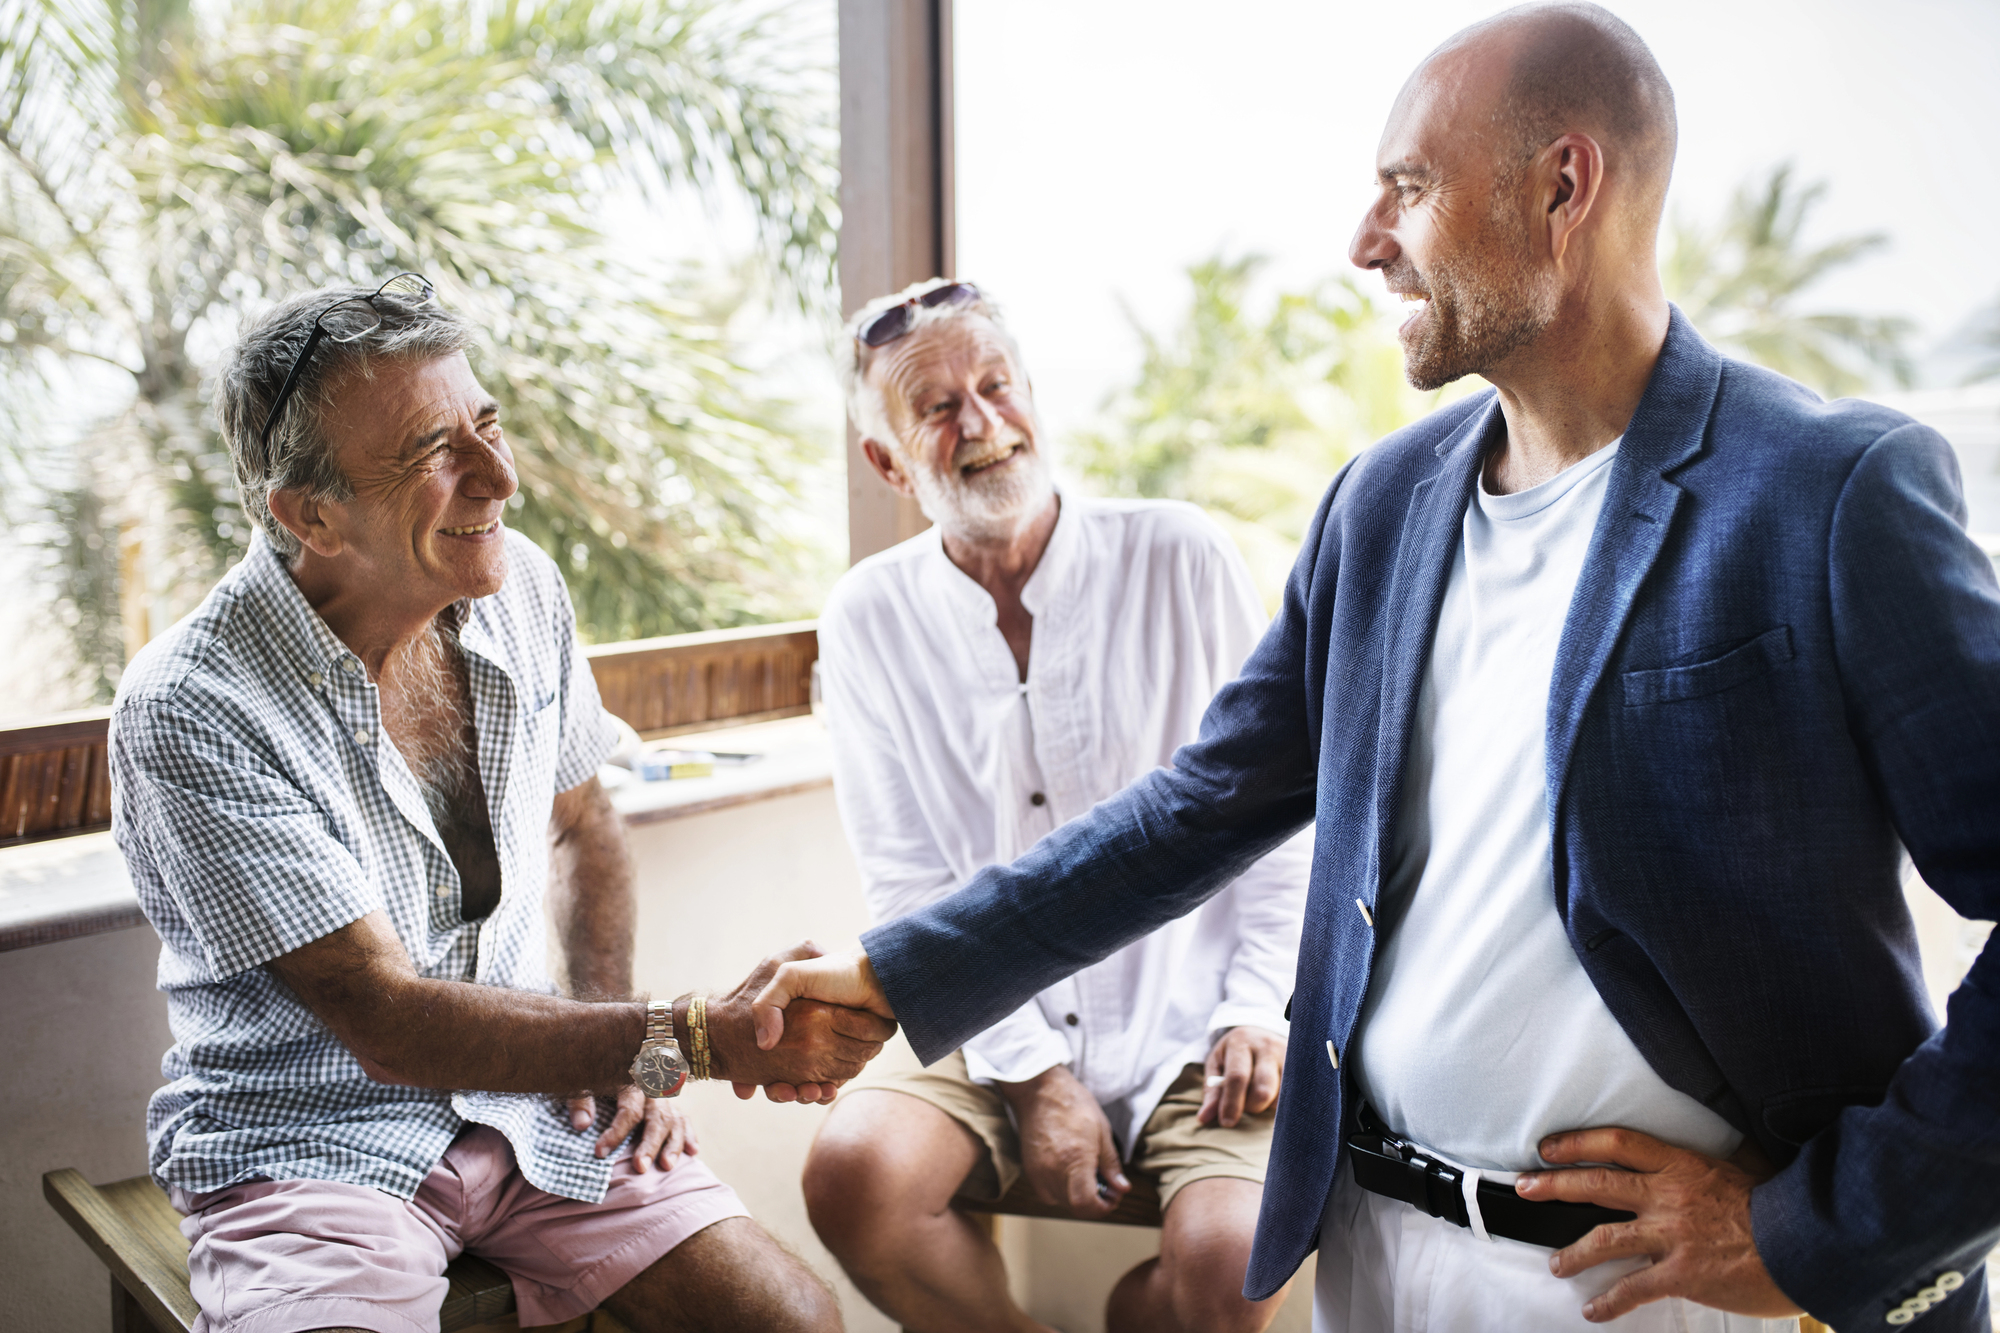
<box><xmin>1349</xmin><ymin>197</ymin><xmax>1398</xmax><ymax>272</ymax></box>
<box><xmin>955</xmin><ymin>388</ymin><xmax>1002</xmax><ymax>441</ymax></box>
<box><xmin>464</xmin><ymin>428</ymin><xmax>518</xmax><ymax>503</ymax></box>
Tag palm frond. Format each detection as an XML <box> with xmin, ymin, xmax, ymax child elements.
<box><xmin>1664</xmin><ymin>162</ymin><xmax>1912</xmax><ymax>398</ymax></box>
<box><xmin>5</xmin><ymin>0</ymin><xmax>841</xmax><ymax>702</ymax></box>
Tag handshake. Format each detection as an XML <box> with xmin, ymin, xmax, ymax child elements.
<box><xmin>697</xmin><ymin>941</ymin><xmax>892</xmax><ymax>1102</ymax></box>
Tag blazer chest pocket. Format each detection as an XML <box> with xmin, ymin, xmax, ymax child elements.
<box><xmin>1621</xmin><ymin>625</ymin><xmax>1794</xmax><ymax>707</ymax></box>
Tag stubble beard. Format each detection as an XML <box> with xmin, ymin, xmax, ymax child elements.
<box><xmin>905</xmin><ymin>440</ymin><xmax>1056</xmax><ymax>545</ymax></box>
<box><xmin>1394</xmin><ymin>198</ymin><xmax>1560</xmax><ymax>393</ymax></box>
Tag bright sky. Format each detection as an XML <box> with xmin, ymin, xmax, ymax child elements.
<box><xmin>953</xmin><ymin>0</ymin><xmax>2000</xmax><ymax>440</ymax></box>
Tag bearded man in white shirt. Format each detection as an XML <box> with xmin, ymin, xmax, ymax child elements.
<box><xmin>800</xmin><ymin>281</ymin><xmax>1312</xmax><ymax>1333</ymax></box>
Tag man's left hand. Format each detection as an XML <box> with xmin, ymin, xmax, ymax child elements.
<box><xmin>567</xmin><ymin>1089</ymin><xmax>698</xmax><ymax>1173</ymax></box>
<box><xmin>1515</xmin><ymin>1127</ymin><xmax>1804</xmax><ymax>1322</ymax></box>
<box><xmin>1197</xmin><ymin>1026</ymin><xmax>1285</xmax><ymax>1128</ymax></box>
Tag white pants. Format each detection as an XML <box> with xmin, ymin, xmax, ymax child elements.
<box><xmin>1313</xmin><ymin>1167</ymin><xmax>1801</xmax><ymax>1333</ymax></box>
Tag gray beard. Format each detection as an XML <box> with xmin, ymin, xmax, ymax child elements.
<box><xmin>907</xmin><ymin>449</ymin><xmax>1057</xmax><ymax>544</ymax></box>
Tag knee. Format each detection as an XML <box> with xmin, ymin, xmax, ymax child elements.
<box><xmin>801</xmin><ymin>1123</ymin><xmax>900</xmax><ymax>1261</ymax></box>
<box><xmin>759</xmin><ymin>1260</ymin><xmax>843</xmax><ymax>1333</ymax></box>
<box><xmin>1162</xmin><ymin>1252</ymin><xmax>1283</xmax><ymax>1333</ymax></box>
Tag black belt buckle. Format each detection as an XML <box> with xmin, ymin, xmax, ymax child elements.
<box><xmin>1345</xmin><ymin>1112</ymin><xmax>1636</xmax><ymax>1250</ymax></box>
<box><xmin>1349</xmin><ymin>1130</ymin><xmax>1469</xmax><ymax>1227</ymax></box>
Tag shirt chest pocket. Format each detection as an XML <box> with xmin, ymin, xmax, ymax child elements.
<box><xmin>515</xmin><ymin>686</ymin><xmax>561</xmax><ymax>786</ymax></box>
<box><xmin>1620</xmin><ymin>625</ymin><xmax>1794</xmax><ymax>707</ymax></box>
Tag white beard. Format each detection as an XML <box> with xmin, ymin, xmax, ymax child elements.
<box><xmin>906</xmin><ymin>444</ymin><xmax>1056</xmax><ymax>544</ymax></box>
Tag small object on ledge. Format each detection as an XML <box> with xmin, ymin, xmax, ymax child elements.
<box><xmin>633</xmin><ymin>749</ymin><xmax>717</xmax><ymax>781</ymax></box>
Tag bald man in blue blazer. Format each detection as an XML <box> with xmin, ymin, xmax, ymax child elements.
<box><xmin>758</xmin><ymin>8</ymin><xmax>2000</xmax><ymax>1331</ymax></box>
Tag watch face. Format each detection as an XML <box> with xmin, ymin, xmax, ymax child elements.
<box><xmin>633</xmin><ymin>1040</ymin><xmax>688</xmax><ymax>1097</ymax></box>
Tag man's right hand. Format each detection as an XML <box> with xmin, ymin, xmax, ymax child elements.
<box><xmin>997</xmin><ymin>1064</ymin><xmax>1130</xmax><ymax>1220</ymax></box>
<box><xmin>705</xmin><ymin>941</ymin><xmax>897</xmax><ymax>1102</ymax></box>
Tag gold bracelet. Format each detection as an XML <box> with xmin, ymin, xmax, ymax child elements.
<box><xmin>687</xmin><ymin>993</ymin><xmax>711</xmax><ymax>1082</ymax></box>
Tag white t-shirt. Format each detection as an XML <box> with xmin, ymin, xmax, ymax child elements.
<box><xmin>1351</xmin><ymin>442</ymin><xmax>1743</xmax><ymax>1174</ymax></box>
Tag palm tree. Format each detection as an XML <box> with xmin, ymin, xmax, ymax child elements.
<box><xmin>1068</xmin><ymin>254</ymin><xmax>1461</xmax><ymax>604</ymax></box>
<box><xmin>0</xmin><ymin>0</ymin><xmax>838</xmax><ymax>703</ymax></box>
<box><xmin>1662</xmin><ymin>163</ymin><xmax>1914</xmax><ymax>398</ymax></box>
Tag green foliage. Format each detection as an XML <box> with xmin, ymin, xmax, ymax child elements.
<box><xmin>1067</xmin><ymin>254</ymin><xmax>1461</xmax><ymax>605</ymax></box>
<box><xmin>1663</xmin><ymin>163</ymin><xmax>1913</xmax><ymax>398</ymax></box>
<box><xmin>0</xmin><ymin>0</ymin><xmax>839</xmax><ymax>702</ymax></box>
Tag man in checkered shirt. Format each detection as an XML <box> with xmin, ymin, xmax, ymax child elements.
<box><xmin>110</xmin><ymin>278</ymin><xmax>890</xmax><ymax>1333</ymax></box>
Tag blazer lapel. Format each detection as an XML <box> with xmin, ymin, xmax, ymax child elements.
<box><xmin>1371</xmin><ymin>395</ymin><xmax>1497</xmax><ymax>902</ymax></box>
<box><xmin>1544</xmin><ymin>309</ymin><xmax>1725</xmax><ymax>894</ymax></box>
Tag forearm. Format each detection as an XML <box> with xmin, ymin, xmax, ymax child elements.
<box><xmin>864</xmin><ymin>761</ymin><xmax>1312</xmax><ymax>1064</ymax></box>
<box><xmin>336</xmin><ymin>973</ymin><xmax>646</xmax><ymax>1094</ymax></box>
<box><xmin>547</xmin><ymin>778</ymin><xmax>638</xmax><ymax>1000</ymax></box>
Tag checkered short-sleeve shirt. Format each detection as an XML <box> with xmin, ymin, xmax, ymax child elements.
<box><xmin>111</xmin><ymin>530</ymin><xmax>621</xmax><ymax>1202</ymax></box>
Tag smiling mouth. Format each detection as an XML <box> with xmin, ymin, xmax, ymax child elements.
<box><xmin>440</xmin><ymin>522</ymin><xmax>499</xmax><ymax>537</ymax></box>
<box><xmin>958</xmin><ymin>442</ymin><xmax>1024</xmax><ymax>477</ymax></box>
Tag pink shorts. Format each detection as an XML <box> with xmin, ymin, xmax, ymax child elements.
<box><xmin>172</xmin><ymin>1125</ymin><xmax>750</xmax><ymax>1333</ymax></box>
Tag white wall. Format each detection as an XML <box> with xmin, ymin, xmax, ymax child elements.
<box><xmin>0</xmin><ymin>925</ymin><xmax>175</xmax><ymax>1333</ymax></box>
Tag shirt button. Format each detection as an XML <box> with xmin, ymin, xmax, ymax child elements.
<box><xmin>434</xmin><ymin>885</ymin><xmax>452</xmax><ymax>900</ymax></box>
<box><xmin>1030</xmin><ymin>792</ymin><xmax>1047</xmax><ymax>807</ymax></box>
<box><xmin>1064</xmin><ymin>1013</ymin><xmax>1079</xmax><ymax>1026</ymax></box>
<box><xmin>306</xmin><ymin>671</ymin><xmax>323</xmax><ymax>687</ymax></box>
<box><xmin>343</xmin><ymin>659</ymin><xmax>361</xmax><ymax>675</ymax></box>
<box><xmin>353</xmin><ymin>727</ymin><xmax>372</xmax><ymax>745</ymax></box>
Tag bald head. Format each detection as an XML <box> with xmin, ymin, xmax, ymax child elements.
<box><xmin>1442</xmin><ymin>3</ymin><xmax>1677</xmax><ymax>213</ymax></box>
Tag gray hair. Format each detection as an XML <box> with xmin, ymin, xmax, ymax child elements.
<box><xmin>215</xmin><ymin>283</ymin><xmax>475</xmax><ymax>559</ymax></box>
<box><xmin>837</xmin><ymin>279</ymin><xmax>1022</xmax><ymax>450</ymax></box>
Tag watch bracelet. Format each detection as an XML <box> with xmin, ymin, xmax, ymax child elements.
<box><xmin>688</xmin><ymin>993</ymin><xmax>712</xmax><ymax>1082</ymax></box>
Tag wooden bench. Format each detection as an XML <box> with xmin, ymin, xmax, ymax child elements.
<box><xmin>955</xmin><ymin>1170</ymin><xmax>1165</xmax><ymax>1229</ymax></box>
<box><xmin>42</xmin><ymin>1168</ymin><xmax>626</xmax><ymax>1333</ymax></box>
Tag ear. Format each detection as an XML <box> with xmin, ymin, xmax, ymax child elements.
<box><xmin>1539</xmin><ymin>132</ymin><xmax>1605</xmax><ymax>266</ymax></box>
<box><xmin>861</xmin><ymin>438</ymin><xmax>918</xmax><ymax>499</ymax></box>
<box><xmin>266</xmin><ymin>486</ymin><xmax>345</xmax><ymax>560</ymax></box>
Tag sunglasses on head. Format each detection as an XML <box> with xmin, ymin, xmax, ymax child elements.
<box><xmin>257</xmin><ymin>273</ymin><xmax>437</xmax><ymax>463</ymax></box>
<box><xmin>854</xmin><ymin>282</ymin><xmax>982</xmax><ymax>348</ymax></box>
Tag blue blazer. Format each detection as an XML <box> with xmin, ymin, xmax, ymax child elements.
<box><xmin>862</xmin><ymin>311</ymin><xmax>2000</xmax><ymax>1331</ymax></box>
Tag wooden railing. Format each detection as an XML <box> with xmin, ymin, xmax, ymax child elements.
<box><xmin>0</xmin><ymin>711</ymin><xmax>115</xmax><ymax>848</ymax></box>
<box><xmin>585</xmin><ymin>620</ymin><xmax>818</xmax><ymax>738</ymax></box>
<box><xmin>0</xmin><ymin>622</ymin><xmax>820</xmax><ymax>849</ymax></box>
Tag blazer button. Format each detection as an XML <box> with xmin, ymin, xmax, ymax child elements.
<box><xmin>1030</xmin><ymin>792</ymin><xmax>1047</xmax><ymax>807</ymax></box>
<box><xmin>1065</xmin><ymin>1013</ymin><xmax>1079</xmax><ymax>1026</ymax></box>
<box><xmin>1355</xmin><ymin>898</ymin><xmax>1374</xmax><ymax>928</ymax></box>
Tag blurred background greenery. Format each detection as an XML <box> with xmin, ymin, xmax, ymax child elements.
<box><xmin>4</xmin><ymin>0</ymin><xmax>1995</xmax><ymax>711</ymax></box>
<box><xmin>1070</xmin><ymin>161</ymin><xmax>1938</xmax><ymax>606</ymax></box>
<box><xmin>1</xmin><ymin>0</ymin><xmax>842</xmax><ymax>709</ymax></box>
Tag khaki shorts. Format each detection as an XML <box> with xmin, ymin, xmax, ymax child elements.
<box><xmin>850</xmin><ymin>1050</ymin><xmax>1273</xmax><ymax>1213</ymax></box>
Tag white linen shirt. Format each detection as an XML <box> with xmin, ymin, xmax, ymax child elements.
<box><xmin>819</xmin><ymin>495</ymin><xmax>1310</xmax><ymax>1149</ymax></box>
<box><xmin>111</xmin><ymin>530</ymin><xmax>619</xmax><ymax>1203</ymax></box>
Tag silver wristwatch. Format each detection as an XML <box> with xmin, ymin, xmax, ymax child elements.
<box><xmin>630</xmin><ymin>1000</ymin><xmax>689</xmax><ymax>1098</ymax></box>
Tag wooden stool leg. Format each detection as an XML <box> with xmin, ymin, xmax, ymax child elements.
<box><xmin>112</xmin><ymin>1274</ymin><xmax>163</xmax><ymax>1333</ymax></box>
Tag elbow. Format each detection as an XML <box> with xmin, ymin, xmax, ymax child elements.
<box><xmin>322</xmin><ymin>985</ymin><xmax>425</xmax><ymax>1087</ymax></box>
